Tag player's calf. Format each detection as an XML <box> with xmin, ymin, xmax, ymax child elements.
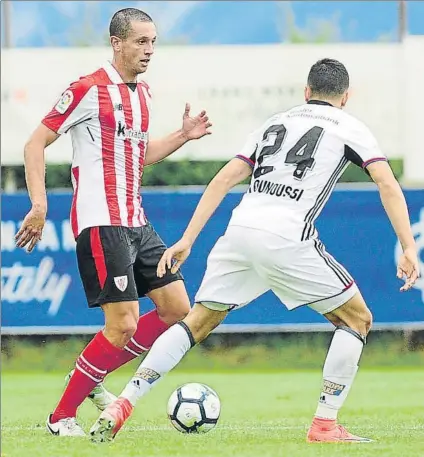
<box><xmin>308</xmin><ymin>292</ymin><xmax>373</xmax><ymax>442</ymax></box>
<box><xmin>183</xmin><ymin>302</ymin><xmax>228</xmax><ymax>342</ymax></box>
<box><xmin>90</xmin><ymin>303</ymin><xmax>227</xmax><ymax>442</ymax></box>
<box><xmin>65</xmin><ymin>370</ymin><xmax>117</xmax><ymax>412</ymax></box>
<box><xmin>50</xmin><ymin>330</ymin><xmax>126</xmax><ymax>424</ymax></box>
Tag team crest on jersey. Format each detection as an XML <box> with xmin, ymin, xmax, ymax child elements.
<box><xmin>55</xmin><ymin>90</ymin><xmax>74</xmax><ymax>114</ymax></box>
<box><xmin>114</xmin><ymin>275</ymin><xmax>128</xmax><ymax>292</ymax></box>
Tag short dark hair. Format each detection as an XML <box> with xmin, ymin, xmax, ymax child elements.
<box><xmin>307</xmin><ymin>58</ymin><xmax>349</xmax><ymax>97</ymax></box>
<box><xmin>109</xmin><ymin>8</ymin><xmax>153</xmax><ymax>40</ymax></box>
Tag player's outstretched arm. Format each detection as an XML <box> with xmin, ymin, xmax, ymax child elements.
<box><xmin>183</xmin><ymin>158</ymin><xmax>253</xmax><ymax>243</ymax></box>
<box><xmin>157</xmin><ymin>158</ymin><xmax>252</xmax><ymax>277</ymax></box>
<box><xmin>15</xmin><ymin>124</ymin><xmax>59</xmax><ymax>252</ymax></box>
<box><xmin>145</xmin><ymin>103</ymin><xmax>212</xmax><ymax>165</ymax></box>
<box><xmin>367</xmin><ymin>161</ymin><xmax>420</xmax><ymax>291</ymax></box>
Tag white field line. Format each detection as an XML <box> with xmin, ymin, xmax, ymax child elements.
<box><xmin>2</xmin><ymin>424</ymin><xmax>423</xmax><ymax>432</ymax></box>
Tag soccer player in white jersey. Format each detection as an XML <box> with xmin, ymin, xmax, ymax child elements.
<box><xmin>90</xmin><ymin>58</ymin><xmax>420</xmax><ymax>443</ymax></box>
<box><xmin>15</xmin><ymin>9</ymin><xmax>212</xmax><ymax>437</ymax></box>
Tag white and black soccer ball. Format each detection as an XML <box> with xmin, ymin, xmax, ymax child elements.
<box><xmin>167</xmin><ymin>382</ymin><xmax>221</xmax><ymax>433</ymax></box>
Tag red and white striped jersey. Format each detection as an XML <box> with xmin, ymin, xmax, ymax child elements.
<box><xmin>42</xmin><ymin>62</ymin><xmax>152</xmax><ymax>238</ymax></box>
<box><xmin>230</xmin><ymin>100</ymin><xmax>387</xmax><ymax>242</ymax></box>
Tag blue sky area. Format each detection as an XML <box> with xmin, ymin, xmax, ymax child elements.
<box><xmin>2</xmin><ymin>1</ymin><xmax>424</xmax><ymax>47</ymax></box>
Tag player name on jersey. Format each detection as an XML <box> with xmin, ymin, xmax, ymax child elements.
<box><xmin>248</xmin><ymin>179</ymin><xmax>304</xmax><ymax>201</ymax></box>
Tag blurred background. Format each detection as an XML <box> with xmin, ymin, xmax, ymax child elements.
<box><xmin>1</xmin><ymin>1</ymin><xmax>423</xmax><ymax>373</ymax></box>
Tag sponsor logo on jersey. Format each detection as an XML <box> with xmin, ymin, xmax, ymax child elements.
<box><xmin>55</xmin><ymin>90</ymin><xmax>74</xmax><ymax>114</ymax></box>
<box><xmin>322</xmin><ymin>379</ymin><xmax>346</xmax><ymax>396</ymax></box>
<box><xmin>394</xmin><ymin>207</ymin><xmax>424</xmax><ymax>302</ymax></box>
<box><xmin>116</xmin><ymin>121</ymin><xmax>148</xmax><ymax>141</ymax></box>
<box><xmin>287</xmin><ymin>108</ymin><xmax>340</xmax><ymax>125</ymax></box>
<box><xmin>248</xmin><ymin>179</ymin><xmax>304</xmax><ymax>201</ymax></box>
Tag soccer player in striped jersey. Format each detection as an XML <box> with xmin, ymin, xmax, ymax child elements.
<box><xmin>89</xmin><ymin>58</ymin><xmax>419</xmax><ymax>443</ymax></box>
<box><xmin>15</xmin><ymin>8</ymin><xmax>211</xmax><ymax>437</ymax></box>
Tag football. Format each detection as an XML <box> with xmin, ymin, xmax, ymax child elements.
<box><xmin>167</xmin><ymin>382</ymin><xmax>221</xmax><ymax>433</ymax></box>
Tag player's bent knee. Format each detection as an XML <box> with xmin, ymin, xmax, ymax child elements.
<box><xmin>362</xmin><ymin>307</ymin><xmax>373</xmax><ymax>334</ymax></box>
<box><xmin>183</xmin><ymin>302</ymin><xmax>228</xmax><ymax>344</ymax></box>
<box><xmin>156</xmin><ymin>302</ymin><xmax>190</xmax><ymax>325</ymax></box>
<box><xmin>118</xmin><ymin>318</ymin><xmax>138</xmax><ymax>340</ymax></box>
<box><xmin>159</xmin><ymin>299</ymin><xmax>190</xmax><ymax>324</ymax></box>
<box><xmin>326</xmin><ymin>291</ymin><xmax>373</xmax><ymax>337</ymax></box>
<box><xmin>102</xmin><ymin>301</ymin><xmax>139</xmax><ymax>348</ymax></box>
<box><xmin>347</xmin><ymin>305</ymin><xmax>373</xmax><ymax>336</ymax></box>
<box><xmin>149</xmin><ymin>281</ymin><xmax>191</xmax><ymax>325</ymax></box>
<box><xmin>104</xmin><ymin>318</ymin><xmax>138</xmax><ymax>348</ymax></box>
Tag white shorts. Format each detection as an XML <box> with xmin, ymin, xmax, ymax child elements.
<box><xmin>195</xmin><ymin>225</ymin><xmax>358</xmax><ymax>314</ymax></box>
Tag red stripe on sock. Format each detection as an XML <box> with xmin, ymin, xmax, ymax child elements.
<box><xmin>90</xmin><ymin>227</ymin><xmax>107</xmax><ymax>288</ymax></box>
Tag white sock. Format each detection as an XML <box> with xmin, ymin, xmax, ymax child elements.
<box><xmin>315</xmin><ymin>327</ymin><xmax>365</xmax><ymax>420</ymax></box>
<box><xmin>121</xmin><ymin>322</ymin><xmax>195</xmax><ymax>406</ymax></box>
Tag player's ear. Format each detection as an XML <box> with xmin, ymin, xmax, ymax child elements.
<box><xmin>341</xmin><ymin>91</ymin><xmax>349</xmax><ymax>108</ymax></box>
<box><xmin>304</xmin><ymin>86</ymin><xmax>311</xmax><ymax>102</ymax></box>
<box><xmin>110</xmin><ymin>36</ymin><xmax>122</xmax><ymax>52</ymax></box>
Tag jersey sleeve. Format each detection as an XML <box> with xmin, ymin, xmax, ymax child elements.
<box><xmin>42</xmin><ymin>78</ymin><xmax>95</xmax><ymax>135</ymax></box>
<box><xmin>235</xmin><ymin>129</ymin><xmax>261</xmax><ymax>168</ymax></box>
<box><xmin>344</xmin><ymin>121</ymin><xmax>387</xmax><ymax>170</ymax></box>
<box><xmin>235</xmin><ymin>115</ymin><xmax>280</xmax><ymax>168</ymax></box>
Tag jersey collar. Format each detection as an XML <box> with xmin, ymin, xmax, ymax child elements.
<box><xmin>307</xmin><ymin>100</ymin><xmax>334</xmax><ymax>107</ymax></box>
<box><xmin>103</xmin><ymin>61</ymin><xmax>144</xmax><ymax>85</ymax></box>
<box><xmin>102</xmin><ymin>61</ymin><xmax>126</xmax><ymax>84</ymax></box>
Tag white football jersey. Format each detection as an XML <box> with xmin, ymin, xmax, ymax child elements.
<box><xmin>229</xmin><ymin>100</ymin><xmax>387</xmax><ymax>241</ymax></box>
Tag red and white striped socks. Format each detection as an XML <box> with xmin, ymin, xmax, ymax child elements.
<box><xmin>51</xmin><ymin>310</ymin><xmax>170</xmax><ymax>422</ymax></box>
<box><xmin>51</xmin><ymin>331</ymin><xmax>122</xmax><ymax>422</ymax></box>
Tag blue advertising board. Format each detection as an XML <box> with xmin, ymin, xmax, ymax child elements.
<box><xmin>2</xmin><ymin>188</ymin><xmax>423</xmax><ymax>334</ymax></box>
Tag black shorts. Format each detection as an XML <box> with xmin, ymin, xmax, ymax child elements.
<box><xmin>76</xmin><ymin>223</ymin><xmax>184</xmax><ymax>308</ymax></box>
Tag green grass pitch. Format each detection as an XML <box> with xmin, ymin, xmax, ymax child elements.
<box><xmin>2</xmin><ymin>369</ymin><xmax>423</xmax><ymax>457</ymax></box>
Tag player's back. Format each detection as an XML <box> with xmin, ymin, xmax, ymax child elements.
<box><xmin>229</xmin><ymin>101</ymin><xmax>385</xmax><ymax>241</ymax></box>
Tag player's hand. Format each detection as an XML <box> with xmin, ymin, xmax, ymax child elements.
<box><xmin>157</xmin><ymin>237</ymin><xmax>193</xmax><ymax>278</ymax></box>
<box><xmin>397</xmin><ymin>247</ymin><xmax>420</xmax><ymax>292</ymax></box>
<box><xmin>15</xmin><ymin>204</ymin><xmax>46</xmax><ymax>253</ymax></box>
<box><xmin>181</xmin><ymin>103</ymin><xmax>212</xmax><ymax>140</ymax></box>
